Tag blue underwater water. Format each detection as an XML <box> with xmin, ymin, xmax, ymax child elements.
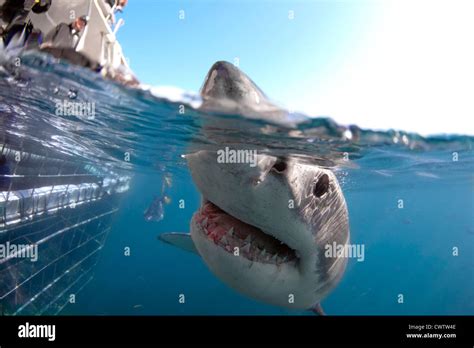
<box><xmin>0</xmin><ymin>52</ymin><xmax>473</xmax><ymax>315</ymax></box>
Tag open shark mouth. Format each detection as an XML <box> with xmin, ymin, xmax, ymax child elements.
<box><xmin>193</xmin><ymin>199</ymin><xmax>298</xmax><ymax>266</ymax></box>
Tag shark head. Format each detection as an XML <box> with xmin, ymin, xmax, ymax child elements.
<box><xmin>201</xmin><ymin>61</ymin><xmax>267</xmax><ymax>106</ymax></box>
<box><xmin>187</xmin><ymin>151</ymin><xmax>350</xmax><ymax>309</ymax></box>
<box><xmin>200</xmin><ymin>61</ymin><xmax>288</xmax><ymax>124</ymax></box>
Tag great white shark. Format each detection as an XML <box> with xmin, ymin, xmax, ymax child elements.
<box><xmin>159</xmin><ymin>61</ymin><xmax>350</xmax><ymax>314</ymax></box>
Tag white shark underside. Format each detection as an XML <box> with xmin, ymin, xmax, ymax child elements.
<box><xmin>159</xmin><ymin>61</ymin><xmax>350</xmax><ymax>312</ymax></box>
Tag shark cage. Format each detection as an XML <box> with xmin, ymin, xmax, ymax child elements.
<box><xmin>0</xmin><ymin>135</ymin><xmax>130</xmax><ymax>315</ymax></box>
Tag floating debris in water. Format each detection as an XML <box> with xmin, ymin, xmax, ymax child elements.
<box><xmin>68</xmin><ymin>88</ymin><xmax>78</xmax><ymax>99</ymax></box>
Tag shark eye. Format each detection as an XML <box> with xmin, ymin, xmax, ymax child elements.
<box><xmin>272</xmin><ymin>159</ymin><xmax>287</xmax><ymax>173</ymax></box>
<box><xmin>313</xmin><ymin>174</ymin><xmax>330</xmax><ymax>197</ymax></box>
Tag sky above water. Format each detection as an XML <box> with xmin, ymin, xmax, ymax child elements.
<box><xmin>117</xmin><ymin>0</ymin><xmax>474</xmax><ymax>136</ymax></box>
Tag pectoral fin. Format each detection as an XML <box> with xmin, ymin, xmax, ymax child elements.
<box><xmin>158</xmin><ymin>233</ymin><xmax>199</xmax><ymax>255</ymax></box>
<box><xmin>311</xmin><ymin>303</ymin><xmax>326</xmax><ymax>316</ymax></box>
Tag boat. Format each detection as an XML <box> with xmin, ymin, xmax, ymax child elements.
<box><xmin>0</xmin><ymin>0</ymin><xmax>139</xmax><ymax>86</ymax></box>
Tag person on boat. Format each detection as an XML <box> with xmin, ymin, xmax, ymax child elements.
<box><xmin>40</xmin><ymin>16</ymin><xmax>98</xmax><ymax>69</ymax></box>
<box><xmin>116</xmin><ymin>0</ymin><xmax>128</xmax><ymax>12</ymax></box>
<box><xmin>104</xmin><ymin>0</ymin><xmax>128</xmax><ymax>26</ymax></box>
<box><xmin>0</xmin><ymin>0</ymin><xmax>51</xmax><ymax>46</ymax></box>
<box><xmin>104</xmin><ymin>0</ymin><xmax>128</xmax><ymax>12</ymax></box>
<box><xmin>41</xmin><ymin>16</ymin><xmax>88</xmax><ymax>49</ymax></box>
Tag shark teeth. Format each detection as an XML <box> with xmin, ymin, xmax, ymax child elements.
<box><xmin>241</xmin><ymin>243</ymin><xmax>251</xmax><ymax>253</ymax></box>
<box><xmin>220</xmin><ymin>236</ymin><xmax>228</xmax><ymax>245</ymax></box>
<box><xmin>197</xmin><ymin>209</ymin><xmax>298</xmax><ymax>265</ymax></box>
